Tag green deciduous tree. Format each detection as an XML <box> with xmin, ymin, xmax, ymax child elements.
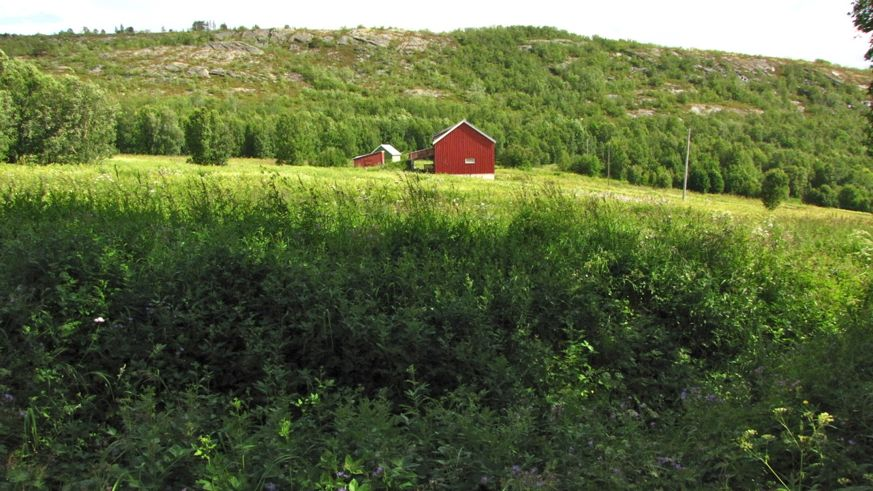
<box><xmin>761</xmin><ymin>168</ymin><xmax>790</xmax><ymax>210</ymax></box>
<box><xmin>136</xmin><ymin>105</ymin><xmax>184</xmax><ymax>155</ymax></box>
<box><xmin>274</xmin><ymin>113</ymin><xmax>316</xmax><ymax>165</ymax></box>
<box><xmin>185</xmin><ymin>108</ymin><xmax>233</xmax><ymax>165</ymax></box>
<box><xmin>0</xmin><ymin>89</ymin><xmax>12</xmax><ymax>160</ymax></box>
<box><xmin>0</xmin><ymin>51</ymin><xmax>116</xmax><ymax>163</ymax></box>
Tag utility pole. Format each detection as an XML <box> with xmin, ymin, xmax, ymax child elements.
<box><xmin>682</xmin><ymin>128</ymin><xmax>691</xmax><ymax>201</ymax></box>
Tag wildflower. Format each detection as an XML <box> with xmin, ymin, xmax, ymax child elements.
<box><xmin>772</xmin><ymin>407</ymin><xmax>789</xmax><ymax>416</ymax></box>
<box><xmin>511</xmin><ymin>464</ymin><xmax>522</xmax><ymax>476</ymax></box>
<box><xmin>679</xmin><ymin>388</ymin><xmax>688</xmax><ymax>400</ymax></box>
<box><xmin>372</xmin><ymin>466</ymin><xmax>384</xmax><ymax>477</ymax></box>
<box><xmin>264</xmin><ymin>483</ymin><xmax>278</xmax><ymax>491</ymax></box>
<box><xmin>817</xmin><ymin>412</ymin><xmax>834</xmax><ymax>426</ymax></box>
<box><xmin>1</xmin><ymin>393</ymin><xmax>13</xmax><ymax>403</ymax></box>
<box><xmin>93</xmin><ymin>316</ymin><xmax>106</xmax><ymax>324</ymax></box>
<box><xmin>479</xmin><ymin>476</ymin><xmax>490</xmax><ymax>485</ymax></box>
<box><xmin>336</xmin><ymin>470</ymin><xmax>350</xmax><ymax>479</ymax></box>
<box><xmin>705</xmin><ymin>394</ymin><xmax>720</xmax><ymax>403</ymax></box>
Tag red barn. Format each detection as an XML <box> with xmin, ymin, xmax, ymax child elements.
<box><xmin>408</xmin><ymin>120</ymin><xmax>496</xmax><ymax>179</ymax></box>
<box><xmin>353</xmin><ymin>150</ymin><xmax>384</xmax><ymax>167</ymax></box>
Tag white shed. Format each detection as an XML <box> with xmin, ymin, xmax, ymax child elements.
<box><xmin>374</xmin><ymin>144</ymin><xmax>402</xmax><ymax>162</ymax></box>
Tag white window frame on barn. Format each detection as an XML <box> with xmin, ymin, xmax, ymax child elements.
<box><xmin>465</xmin><ymin>157</ymin><xmax>476</xmax><ymax>164</ymax></box>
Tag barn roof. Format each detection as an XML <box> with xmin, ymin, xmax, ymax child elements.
<box><xmin>432</xmin><ymin>119</ymin><xmax>496</xmax><ymax>145</ymax></box>
<box><xmin>352</xmin><ymin>149</ymin><xmax>383</xmax><ymax>160</ymax></box>
<box><xmin>373</xmin><ymin>144</ymin><xmax>401</xmax><ymax>156</ymax></box>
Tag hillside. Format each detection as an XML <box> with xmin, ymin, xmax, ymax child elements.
<box><xmin>1</xmin><ymin>25</ymin><xmax>872</xmax><ymax>209</ymax></box>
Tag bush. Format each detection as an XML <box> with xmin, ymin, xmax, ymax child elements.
<box><xmin>803</xmin><ymin>185</ymin><xmax>839</xmax><ymax>208</ymax></box>
<box><xmin>760</xmin><ymin>168</ymin><xmax>790</xmax><ymax>210</ymax></box>
<box><xmin>838</xmin><ymin>184</ymin><xmax>871</xmax><ymax>212</ymax></box>
<box><xmin>570</xmin><ymin>153</ymin><xmax>603</xmax><ymax>176</ymax></box>
<box><xmin>499</xmin><ymin>144</ymin><xmax>537</xmax><ymax>168</ymax></box>
<box><xmin>185</xmin><ymin>108</ymin><xmax>233</xmax><ymax>165</ymax></box>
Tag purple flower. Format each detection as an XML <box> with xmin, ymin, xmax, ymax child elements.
<box><xmin>705</xmin><ymin>394</ymin><xmax>720</xmax><ymax>403</ymax></box>
<box><xmin>335</xmin><ymin>470</ymin><xmax>350</xmax><ymax>479</ymax></box>
<box><xmin>372</xmin><ymin>466</ymin><xmax>384</xmax><ymax>477</ymax></box>
<box><xmin>511</xmin><ymin>464</ymin><xmax>522</xmax><ymax>475</ymax></box>
<box><xmin>264</xmin><ymin>483</ymin><xmax>278</xmax><ymax>491</ymax></box>
<box><xmin>479</xmin><ymin>476</ymin><xmax>490</xmax><ymax>485</ymax></box>
<box><xmin>680</xmin><ymin>388</ymin><xmax>688</xmax><ymax>400</ymax></box>
<box><xmin>1</xmin><ymin>393</ymin><xmax>13</xmax><ymax>403</ymax></box>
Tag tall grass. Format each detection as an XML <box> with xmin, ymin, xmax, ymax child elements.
<box><xmin>0</xmin><ymin>160</ymin><xmax>871</xmax><ymax>488</ymax></box>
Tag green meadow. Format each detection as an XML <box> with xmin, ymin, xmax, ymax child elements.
<box><xmin>1</xmin><ymin>158</ymin><xmax>872</xmax><ymax>489</ymax></box>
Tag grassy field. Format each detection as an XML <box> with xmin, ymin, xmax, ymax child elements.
<box><xmin>1</xmin><ymin>157</ymin><xmax>872</xmax><ymax>489</ymax></box>
<box><xmin>5</xmin><ymin>154</ymin><xmax>872</xmax><ymax>221</ymax></box>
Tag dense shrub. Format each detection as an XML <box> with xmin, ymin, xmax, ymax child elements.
<box><xmin>185</xmin><ymin>107</ymin><xmax>233</xmax><ymax>165</ymax></box>
<box><xmin>838</xmin><ymin>184</ymin><xmax>871</xmax><ymax>211</ymax></box>
<box><xmin>761</xmin><ymin>168</ymin><xmax>790</xmax><ymax>210</ymax></box>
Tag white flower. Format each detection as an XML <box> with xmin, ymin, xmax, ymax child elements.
<box><xmin>93</xmin><ymin>316</ymin><xmax>106</xmax><ymax>324</ymax></box>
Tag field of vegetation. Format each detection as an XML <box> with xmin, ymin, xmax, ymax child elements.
<box><xmin>1</xmin><ymin>157</ymin><xmax>872</xmax><ymax>488</ymax></box>
<box><xmin>2</xmin><ymin>25</ymin><xmax>873</xmax><ymax>211</ymax></box>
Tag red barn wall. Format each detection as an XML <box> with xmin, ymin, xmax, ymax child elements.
<box><xmin>433</xmin><ymin>124</ymin><xmax>495</xmax><ymax>175</ymax></box>
<box><xmin>353</xmin><ymin>151</ymin><xmax>384</xmax><ymax>167</ymax></box>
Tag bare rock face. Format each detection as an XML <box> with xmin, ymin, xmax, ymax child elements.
<box><xmin>350</xmin><ymin>29</ymin><xmax>391</xmax><ymax>48</ymax></box>
<box><xmin>292</xmin><ymin>32</ymin><xmax>314</xmax><ymax>44</ymax></box>
<box><xmin>398</xmin><ymin>37</ymin><xmax>429</xmax><ymax>53</ymax></box>
<box><xmin>164</xmin><ymin>62</ymin><xmax>188</xmax><ymax>72</ymax></box>
<box><xmin>206</xmin><ymin>41</ymin><xmax>263</xmax><ymax>55</ymax></box>
<box><xmin>188</xmin><ymin>66</ymin><xmax>210</xmax><ymax>78</ymax></box>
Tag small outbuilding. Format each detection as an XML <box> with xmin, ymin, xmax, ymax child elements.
<box><xmin>352</xmin><ymin>143</ymin><xmax>403</xmax><ymax>167</ymax></box>
<box><xmin>408</xmin><ymin>120</ymin><xmax>495</xmax><ymax>179</ymax></box>
<box><xmin>353</xmin><ymin>149</ymin><xmax>384</xmax><ymax>167</ymax></box>
<box><xmin>374</xmin><ymin>144</ymin><xmax>402</xmax><ymax>162</ymax></box>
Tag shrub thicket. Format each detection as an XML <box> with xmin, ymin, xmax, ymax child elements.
<box><xmin>761</xmin><ymin>168</ymin><xmax>790</xmax><ymax>209</ymax></box>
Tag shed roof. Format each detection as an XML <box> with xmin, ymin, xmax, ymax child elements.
<box><xmin>432</xmin><ymin>119</ymin><xmax>496</xmax><ymax>145</ymax></box>
<box><xmin>374</xmin><ymin>144</ymin><xmax>401</xmax><ymax>156</ymax></box>
<box><xmin>352</xmin><ymin>149</ymin><xmax>383</xmax><ymax>160</ymax></box>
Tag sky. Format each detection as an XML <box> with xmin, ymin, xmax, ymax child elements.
<box><xmin>0</xmin><ymin>0</ymin><xmax>870</xmax><ymax>68</ymax></box>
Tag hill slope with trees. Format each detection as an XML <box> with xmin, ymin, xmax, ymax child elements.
<box><xmin>1</xmin><ymin>25</ymin><xmax>872</xmax><ymax>210</ymax></box>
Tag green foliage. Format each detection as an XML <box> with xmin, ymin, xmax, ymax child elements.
<box><xmin>185</xmin><ymin>108</ymin><xmax>233</xmax><ymax>165</ymax></box>
<box><xmin>136</xmin><ymin>105</ymin><xmax>184</xmax><ymax>155</ymax></box>
<box><xmin>570</xmin><ymin>153</ymin><xmax>603</xmax><ymax>176</ymax></box>
<box><xmin>0</xmin><ymin>51</ymin><xmax>115</xmax><ymax>163</ymax></box>
<box><xmin>1</xmin><ymin>26</ymin><xmax>870</xmax><ymax>209</ymax></box>
<box><xmin>0</xmin><ymin>89</ymin><xmax>12</xmax><ymax>160</ymax></box>
<box><xmin>803</xmin><ymin>184</ymin><xmax>839</xmax><ymax>208</ymax></box>
<box><xmin>274</xmin><ymin>113</ymin><xmax>316</xmax><ymax>164</ymax></box>
<box><xmin>838</xmin><ymin>184</ymin><xmax>872</xmax><ymax>212</ymax></box>
<box><xmin>761</xmin><ymin>168</ymin><xmax>790</xmax><ymax>210</ymax></box>
<box><xmin>0</xmin><ymin>163</ymin><xmax>869</xmax><ymax>488</ymax></box>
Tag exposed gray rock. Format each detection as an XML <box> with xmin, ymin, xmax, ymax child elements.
<box><xmin>206</xmin><ymin>41</ymin><xmax>263</xmax><ymax>55</ymax></box>
<box><xmin>292</xmin><ymin>32</ymin><xmax>314</xmax><ymax>44</ymax></box>
<box><xmin>337</xmin><ymin>35</ymin><xmax>352</xmax><ymax>46</ymax></box>
<box><xmin>164</xmin><ymin>62</ymin><xmax>187</xmax><ymax>72</ymax></box>
<box><xmin>188</xmin><ymin>66</ymin><xmax>210</xmax><ymax>78</ymax></box>
<box><xmin>350</xmin><ymin>29</ymin><xmax>391</xmax><ymax>48</ymax></box>
<box><xmin>209</xmin><ymin>68</ymin><xmax>229</xmax><ymax>77</ymax></box>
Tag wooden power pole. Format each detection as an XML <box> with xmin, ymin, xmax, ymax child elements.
<box><xmin>682</xmin><ymin>129</ymin><xmax>691</xmax><ymax>201</ymax></box>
